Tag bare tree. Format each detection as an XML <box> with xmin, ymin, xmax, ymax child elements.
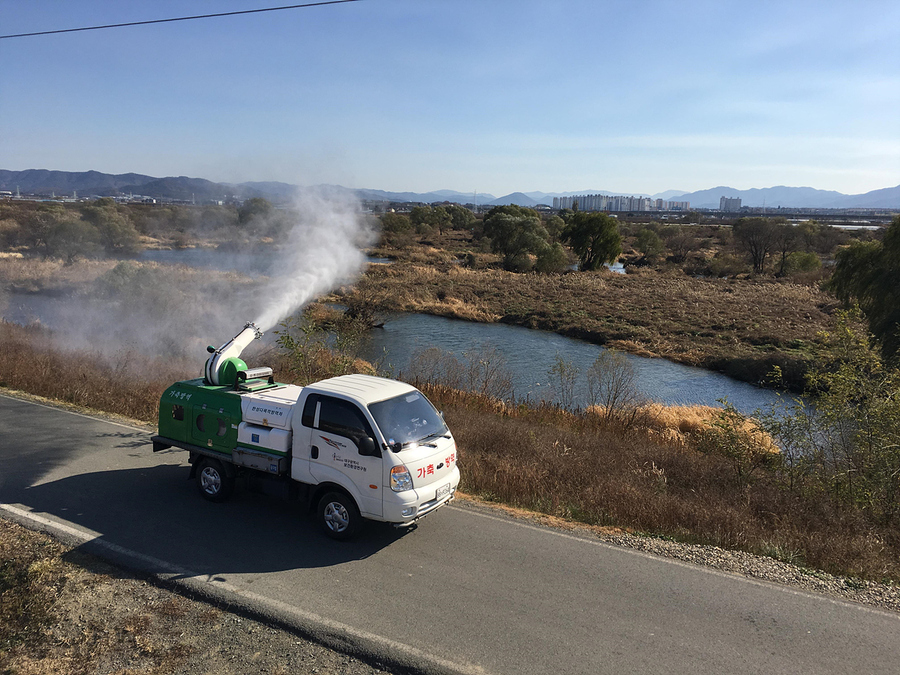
<box><xmin>587</xmin><ymin>349</ymin><xmax>644</xmax><ymax>423</ymax></box>
<box><xmin>733</xmin><ymin>217</ymin><xmax>785</xmax><ymax>273</ymax></box>
<box><xmin>547</xmin><ymin>354</ymin><xmax>581</xmax><ymax>410</ymax></box>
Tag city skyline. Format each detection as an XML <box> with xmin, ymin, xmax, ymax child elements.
<box><xmin>2</xmin><ymin>0</ymin><xmax>898</xmax><ymax>197</ymax></box>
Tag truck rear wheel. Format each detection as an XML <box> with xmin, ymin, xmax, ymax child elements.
<box><xmin>317</xmin><ymin>491</ymin><xmax>361</xmax><ymax>540</ymax></box>
<box><xmin>196</xmin><ymin>458</ymin><xmax>234</xmax><ymax>503</ymax></box>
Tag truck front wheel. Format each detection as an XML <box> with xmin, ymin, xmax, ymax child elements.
<box><xmin>196</xmin><ymin>458</ymin><xmax>234</xmax><ymax>503</ymax></box>
<box><xmin>317</xmin><ymin>491</ymin><xmax>361</xmax><ymax>540</ymax></box>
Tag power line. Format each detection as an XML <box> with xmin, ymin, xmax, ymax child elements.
<box><xmin>0</xmin><ymin>0</ymin><xmax>362</xmax><ymax>40</ymax></box>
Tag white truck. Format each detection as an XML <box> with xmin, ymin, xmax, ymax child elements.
<box><xmin>152</xmin><ymin>323</ymin><xmax>460</xmax><ymax>539</ymax></box>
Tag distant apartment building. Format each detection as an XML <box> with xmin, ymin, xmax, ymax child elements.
<box><xmin>719</xmin><ymin>196</ymin><xmax>742</xmax><ymax>211</ymax></box>
<box><xmin>553</xmin><ymin>194</ymin><xmax>689</xmax><ymax>212</ymax></box>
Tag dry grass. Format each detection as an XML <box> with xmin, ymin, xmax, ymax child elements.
<box><xmin>0</xmin><ymin>322</ymin><xmax>188</xmax><ymax>423</ymax></box>
<box><xmin>0</xmin><ymin>519</ymin><xmax>66</xmax><ymax>657</ymax></box>
<box><xmin>625</xmin><ymin>402</ymin><xmax>780</xmax><ymax>453</ymax></box>
<box><xmin>0</xmin><ymin>257</ymin><xmax>121</xmax><ymax>293</ymax></box>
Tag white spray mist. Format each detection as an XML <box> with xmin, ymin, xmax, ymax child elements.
<box><xmin>4</xmin><ymin>188</ymin><xmax>375</xmax><ymax>375</ymax></box>
<box><xmin>251</xmin><ymin>188</ymin><xmax>375</xmax><ymax>333</ymax></box>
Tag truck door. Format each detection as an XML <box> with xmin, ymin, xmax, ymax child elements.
<box><xmin>301</xmin><ymin>394</ymin><xmax>383</xmax><ymax>518</ymax></box>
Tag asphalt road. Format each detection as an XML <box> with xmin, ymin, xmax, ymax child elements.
<box><xmin>1</xmin><ymin>393</ymin><xmax>898</xmax><ymax>675</ymax></box>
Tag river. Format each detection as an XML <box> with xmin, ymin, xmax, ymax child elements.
<box><xmin>3</xmin><ymin>249</ymin><xmax>785</xmax><ymax>415</ymax></box>
<box><xmin>356</xmin><ymin>312</ymin><xmax>783</xmax><ymax>414</ymax></box>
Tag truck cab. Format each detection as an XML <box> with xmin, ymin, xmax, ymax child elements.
<box><xmin>291</xmin><ymin>375</ymin><xmax>459</xmax><ymax>537</ymax></box>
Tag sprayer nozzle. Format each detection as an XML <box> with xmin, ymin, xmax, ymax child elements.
<box><xmin>244</xmin><ymin>321</ymin><xmax>264</xmax><ymax>340</ymax></box>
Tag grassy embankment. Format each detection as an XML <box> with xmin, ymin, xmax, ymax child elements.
<box><xmin>2</xmin><ymin>318</ymin><xmax>898</xmax><ymax>583</ymax></box>
<box><xmin>0</xmin><ymin>517</ymin><xmax>389</xmax><ymax>674</ymax></box>
<box><xmin>342</xmin><ymin>261</ymin><xmax>838</xmax><ymax>389</ymax></box>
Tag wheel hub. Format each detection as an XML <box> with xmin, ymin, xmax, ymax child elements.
<box><xmin>323</xmin><ymin>502</ymin><xmax>349</xmax><ymax>532</ymax></box>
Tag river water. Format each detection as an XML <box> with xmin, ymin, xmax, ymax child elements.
<box><xmin>3</xmin><ymin>248</ymin><xmax>785</xmax><ymax>415</ymax></box>
<box><xmin>356</xmin><ymin>312</ymin><xmax>782</xmax><ymax>414</ymax></box>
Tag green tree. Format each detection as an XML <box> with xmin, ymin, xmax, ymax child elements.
<box><xmin>445</xmin><ymin>204</ymin><xmax>476</xmax><ymax>230</ymax></box>
<box><xmin>635</xmin><ymin>227</ymin><xmax>664</xmax><ymax>260</ymax></box>
<box><xmin>409</xmin><ymin>205</ymin><xmax>431</xmax><ymax>227</ymax></box>
<box><xmin>45</xmin><ymin>217</ymin><xmax>101</xmax><ymax>262</ymax></box>
<box><xmin>534</xmin><ymin>241</ymin><xmax>569</xmax><ymax>274</ymax></box>
<box><xmin>82</xmin><ymin>200</ymin><xmax>141</xmax><ymax>254</ymax></box>
<box><xmin>21</xmin><ymin>203</ymin><xmax>68</xmax><ymax>254</ymax></box>
<box><xmin>380</xmin><ymin>212</ymin><xmax>412</xmax><ymax>234</ymax></box>
<box><xmin>238</xmin><ymin>197</ymin><xmax>273</xmax><ymax>225</ymax></box>
<box><xmin>827</xmin><ymin>215</ymin><xmax>900</xmax><ymax>359</ymax></box>
<box><xmin>782</xmin><ymin>251</ymin><xmax>821</xmax><ymax>275</ymax></box>
<box><xmin>763</xmin><ymin>309</ymin><xmax>900</xmax><ymax>523</ymax></box>
<box><xmin>560</xmin><ymin>212</ymin><xmax>622</xmax><ymax>271</ymax></box>
<box><xmin>429</xmin><ymin>205</ymin><xmax>452</xmax><ymax>235</ymax></box>
<box><xmin>544</xmin><ymin>215</ymin><xmax>565</xmax><ymax>240</ymax></box>
<box><xmin>482</xmin><ymin>205</ymin><xmax>551</xmax><ymax>272</ymax></box>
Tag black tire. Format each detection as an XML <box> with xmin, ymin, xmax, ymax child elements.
<box><xmin>196</xmin><ymin>458</ymin><xmax>234</xmax><ymax>503</ymax></box>
<box><xmin>317</xmin><ymin>491</ymin><xmax>362</xmax><ymax>540</ymax></box>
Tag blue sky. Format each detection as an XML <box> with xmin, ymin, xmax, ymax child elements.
<box><xmin>1</xmin><ymin>0</ymin><xmax>898</xmax><ymax>196</ymax></box>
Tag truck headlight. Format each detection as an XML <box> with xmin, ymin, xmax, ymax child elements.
<box><xmin>390</xmin><ymin>465</ymin><xmax>413</xmax><ymax>492</ymax></box>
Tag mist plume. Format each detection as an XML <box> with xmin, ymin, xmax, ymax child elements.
<box><xmin>250</xmin><ymin>188</ymin><xmax>375</xmax><ymax>332</ymax></box>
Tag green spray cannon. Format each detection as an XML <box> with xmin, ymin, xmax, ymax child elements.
<box><xmin>203</xmin><ymin>321</ymin><xmax>264</xmax><ymax>386</ymax></box>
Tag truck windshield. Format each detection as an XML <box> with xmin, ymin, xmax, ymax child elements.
<box><xmin>369</xmin><ymin>391</ymin><xmax>447</xmax><ymax>448</ymax></box>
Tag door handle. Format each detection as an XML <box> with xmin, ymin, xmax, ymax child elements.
<box><xmin>311</xmin><ymin>445</ymin><xmax>319</xmax><ymax>460</ymax></box>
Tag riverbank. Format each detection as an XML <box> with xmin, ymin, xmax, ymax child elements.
<box><xmin>1</xmin><ymin>252</ymin><xmax>836</xmax><ymax>391</ymax></box>
<box><xmin>341</xmin><ymin>262</ymin><xmax>838</xmax><ymax>390</ymax></box>
<box><xmin>2</xmin><ymin>320</ymin><xmax>898</xmax><ymax>582</ymax></box>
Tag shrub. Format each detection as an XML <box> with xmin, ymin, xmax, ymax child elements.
<box><xmin>762</xmin><ymin>309</ymin><xmax>900</xmax><ymax>524</ymax></box>
<box><xmin>694</xmin><ymin>401</ymin><xmax>778</xmax><ymax>488</ymax></box>
<box><xmin>783</xmin><ymin>251</ymin><xmax>821</xmax><ymax>275</ymax></box>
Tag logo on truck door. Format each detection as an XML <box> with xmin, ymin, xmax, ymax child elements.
<box><xmin>319</xmin><ymin>435</ymin><xmax>347</xmax><ymax>450</ymax></box>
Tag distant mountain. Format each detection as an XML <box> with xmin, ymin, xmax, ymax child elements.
<box><xmin>0</xmin><ymin>169</ymin><xmax>156</xmax><ymax>195</ymax></box>
<box><xmin>652</xmin><ymin>189</ymin><xmax>690</xmax><ymax>201</ymax></box>
<box><xmin>826</xmin><ymin>185</ymin><xmax>900</xmax><ymax>209</ymax></box>
<box><xmin>353</xmin><ymin>188</ymin><xmax>496</xmax><ymax>204</ymax></box>
<box><xmin>236</xmin><ymin>181</ymin><xmax>299</xmax><ymax>201</ymax></box>
<box><xmin>488</xmin><ymin>192</ymin><xmax>539</xmax><ymax>207</ymax></box>
<box><xmin>2</xmin><ymin>169</ymin><xmax>898</xmax><ymax>209</ymax></box>
<box><xmin>667</xmin><ymin>185</ymin><xmax>900</xmax><ymax>209</ymax></box>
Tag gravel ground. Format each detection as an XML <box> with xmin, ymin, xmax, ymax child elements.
<box><xmin>604</xmin><ymin>530</ymin><xmax>900</xmax><ymax>613</ymax></box>
<box><xmin>459</xmin><ymin>500</ymin><xmax>900</xmax><ymax>615</ymax></box>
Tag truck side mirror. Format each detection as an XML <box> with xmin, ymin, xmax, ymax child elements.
<box><xmin>358</xmin><ymin>436</ymin><xmax>378</xmax><ymax>457</ymax></box>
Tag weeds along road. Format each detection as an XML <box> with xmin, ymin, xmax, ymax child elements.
<box><xmin>1</xmin><ymin>393</ymin><xmax>898</xmax><ymax>675</ymax></box>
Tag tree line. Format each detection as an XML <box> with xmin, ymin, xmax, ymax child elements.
<box><xmin>0</xmin><ymin>197</ymin><xmax>303</xmax><ymax>261</ymax></box>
